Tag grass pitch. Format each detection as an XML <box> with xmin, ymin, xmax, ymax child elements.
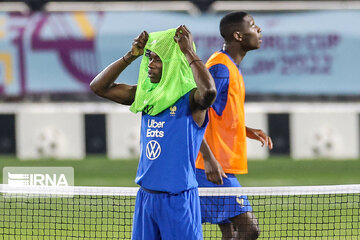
<box><xmin>0</xmin><ymin>155</ymin><xmax>359</xmax><ymax>187</ymax></box>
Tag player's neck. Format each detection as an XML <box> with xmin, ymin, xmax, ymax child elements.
<box><xmin>222</xmin><ymin>42</ymin><xmax>246</xmax><ymax>65</ymax></box>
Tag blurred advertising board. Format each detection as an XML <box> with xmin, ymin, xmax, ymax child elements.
<box><xmin>0</xmin><ymin>11</ymin><xmax>359</xmax><ymax>96</ymax></box>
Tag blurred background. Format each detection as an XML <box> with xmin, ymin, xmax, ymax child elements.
<box><xmin>0</xmin><ymin>0</ymin><xmax>359</xmax><ymax>187</ymax></box>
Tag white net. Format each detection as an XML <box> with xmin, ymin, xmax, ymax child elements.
<box><xmin>1</xmin><ymin>184</ymin><xmax>359</xmax><ymax>239</ymax></box>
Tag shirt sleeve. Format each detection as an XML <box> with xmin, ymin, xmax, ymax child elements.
<box><xmin>208</xmin><ymin>64</ymin><xmax>229</xmax><ymax>116</ymax></box>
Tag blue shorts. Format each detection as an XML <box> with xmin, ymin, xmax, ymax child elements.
<box><xmin>132</xmin><ymin>187</ymin><xmax>203</xmax><ymax>240</ymax></box>
<box><xmin>196</xmin><ymin>168</ymin><xmax>252</xmax><ymax>224</ymax></box>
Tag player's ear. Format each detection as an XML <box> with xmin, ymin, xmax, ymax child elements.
<box><xmin>233</xmin><ymin>32</ymin><xmax>243</xmax><ymax>42</ymax></box>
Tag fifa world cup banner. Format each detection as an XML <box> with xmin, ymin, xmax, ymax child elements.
<box><xmin>0</xmin><ymin>11</ymin><xmax>359</xmax><ymax>96</ymax></box>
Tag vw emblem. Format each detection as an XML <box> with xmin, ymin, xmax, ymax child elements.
<box><xmin>146</xmin><ymin>140</ymin><xmax>161</xmax><ymax>160</ymax></box>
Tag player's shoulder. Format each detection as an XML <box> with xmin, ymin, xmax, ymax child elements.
<box><xmin>207</xmin><ymin>51</ymin><xmax>228</xmax><ymax>61</ymax></box>
<box><xmin>206</xmin><ymin>51</ymin><xmax>231</xmax><ymax>65</ymax></box>
<box><xmin>208</xmin><ymin>64</ymin><xmax>230</xmax><ymax>79</ymax></box>
<box><xmin>206</xmin><ymin>52</ymin><xmax>231</xmax><ymax>78</ymax></box>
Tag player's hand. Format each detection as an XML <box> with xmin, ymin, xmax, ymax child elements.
<box><xmin>131</xmin><ymin>31</ymin><xmax>149</xmax><ymax>57</ymax></box>
<box><xmin>246</xmin><ymin>127</ymin><xmax>273</xmax><ymax>150</ymax></box>
<box><xmin>204</xmin><ymin>155</ymin><xmax>228</xmax><ymax>185</ymax></box>
<box><xmin>174</xmin><ymin>25</ymin><xmax>195</xmax><ymax>55</ymax></box>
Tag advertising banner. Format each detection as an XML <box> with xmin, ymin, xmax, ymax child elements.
<box><xmin>0</xmin><ymin>11</ymin><xmax>359</xmax><ymax>96</ymax></box>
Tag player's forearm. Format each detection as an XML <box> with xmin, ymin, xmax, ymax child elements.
<box><xmin>246</xmin><ymin>126</ymin><xmax>252</xmax><ymax>137</ymax></box>
<box><xmin>90</xmin><ymin>51</ymin><xmax>137</xmax><ymax>96</ymax></box>
<box><xmin>200</xmin><ymin>139</ymin><xmax>215</xmax><ymax>163</ymax></box>
<box><xmin>246</xmin><ymin>126</ymin><xmax>259</xmax><ymax>139</ymax></box>
<box><xmin>184</xmin><ymin>50</ymin><xmax>217</xmax><ymax>109</ymax></box>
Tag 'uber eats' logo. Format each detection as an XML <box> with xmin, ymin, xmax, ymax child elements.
<box><xmin>147</xmin><ymin>119</ymin><xmax>165</xmax><ymax>137</ymax></box>
<box><xmin>146</xmin><ymin>140</ymin><xmax>161</xmax><ymax>160</ymax></box>
<box><xmin>145</xmin><ymin>119</ymin><xmax>165</xmax><ymax>160</ymax></box>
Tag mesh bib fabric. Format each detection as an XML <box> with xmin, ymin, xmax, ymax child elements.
<box><xmin>130</xmin><ymin>28</ymin><xmax>196</xmax><ymax>116</ymax></box>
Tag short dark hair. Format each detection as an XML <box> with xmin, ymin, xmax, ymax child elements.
<box><xmin>220</xmin><ymin>11</ymin><xmax>249</xmax><ymax>40</ymax></box>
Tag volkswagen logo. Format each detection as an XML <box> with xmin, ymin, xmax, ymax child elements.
<box><xmin>146</xmin><ymin>140</ymin><xmax>161</xmax><ymax>160</ymax></box>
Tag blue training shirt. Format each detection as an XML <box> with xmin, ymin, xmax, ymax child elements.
<box><xmin>135</xmin><ymin>92</ymin><xmax>209</xmax><ymax>194</ymax></box>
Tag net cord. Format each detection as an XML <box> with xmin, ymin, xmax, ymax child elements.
<box><xmin>1</xmin><ymin>184</ymin><xmax>360</xmax><ymax>196</ymax></box>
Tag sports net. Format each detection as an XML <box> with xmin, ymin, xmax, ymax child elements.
<box><xmin>0</xmin><ymin>184</ymin><xmax>359</xmax><ymax>239</ymax></box>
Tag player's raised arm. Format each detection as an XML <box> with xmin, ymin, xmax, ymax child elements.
<box><xmin>174</xmin><ymin>25</ymin><xmax>217</xmax><ymax>124</ymax></box>
<box><xmin>90</xmin><ymin>31</ymin><xmax>149</xmax><ymax>105</ymax></box>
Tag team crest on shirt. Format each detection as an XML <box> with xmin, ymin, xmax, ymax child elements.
<box><xmin>236</xmin><ymin>196</ymin><xmax>244</xmax><ymax>207</ymax></box>
<box><xmin>169</xmin><ymin>106</ymin><xmax>177</xmax><ymax>116</ymax></box>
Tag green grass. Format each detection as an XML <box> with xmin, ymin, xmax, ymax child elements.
<box><xmin>0</xmin><ymin>155</ymin><xmax>139</xmax><ymax>187</ymax></box>
<box><xmin>0</xmin><ymin>155</ymin><xmax>359</xmax><ymax>187</ymax></box>
<box><xmin>242</xmin><ymin>156</ymin><xmax>360</xmax><ymax>187</ymax></box>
